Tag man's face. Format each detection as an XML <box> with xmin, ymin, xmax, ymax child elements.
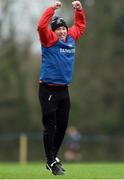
<box><xmin>54</xmin><ymin>26</ymin><xmax>67</xmax><ymax>42</ymax></box>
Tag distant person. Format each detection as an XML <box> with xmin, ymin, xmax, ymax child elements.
<box><xmin>64</xmin><ymin>126</ymin><xmax>81</xmax><ymax>161</ymax></box>
<box><xmin>37</xmin><ymin>0</ymin><xmax>86</xmax><ymax>175</ymax></box>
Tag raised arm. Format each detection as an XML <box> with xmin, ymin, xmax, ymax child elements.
<box><xmin>68</xmin><ymin>1</ymin><xmax>86</xmax><ymax>40</ymax></box>
<box><xmin>37</xmin><ymin>2</ymin><xmax>62</xmax><ymax>47</ymax></box>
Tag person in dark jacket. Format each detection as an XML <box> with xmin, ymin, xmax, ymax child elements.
<box><xmin>37</xmin><ymin>0</ymin><xmax>86</xmax><ymax>175</ymax></box>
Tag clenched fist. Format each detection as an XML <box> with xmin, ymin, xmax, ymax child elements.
<box><xmin>72</xmin><ymin>1</ymin><xmax>82</xmax><ymax>10</ymax></box>
<box><xmin>53</xmin><ymin>1</ymin><xmax>62</xmax><ymax>10</ymax></box>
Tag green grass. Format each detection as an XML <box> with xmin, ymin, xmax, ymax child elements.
<box><xmin>0</xmin><ymin>162</ymin><xmax>124</xmax><ymax>179</ymax></box>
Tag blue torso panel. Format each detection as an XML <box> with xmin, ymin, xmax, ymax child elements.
<box><xmin>39</xmin><ymin>35</ymin><xmax>76</xmax><ymax>85</ymax></box>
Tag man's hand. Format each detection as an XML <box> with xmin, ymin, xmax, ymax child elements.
<box><xmin>72</xmin><ymin>1</ymin><xmax>82</xmax><ymax>10</ymax></box>
<box><xmin>53</xmin><ymin>1</ymin><xmax>62</xmax><ymax>10</ymax></box>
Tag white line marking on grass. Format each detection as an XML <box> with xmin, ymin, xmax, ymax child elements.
<box><xmin>2</xmin><ymin>179</ymin><xmax>124</xmax><ymax>180</ymax></box>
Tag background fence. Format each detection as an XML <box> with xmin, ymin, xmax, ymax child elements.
<box><xmin>0</xmin><ymin>132</ymin><xmax>124</xmax><ymax>163</ymax></box>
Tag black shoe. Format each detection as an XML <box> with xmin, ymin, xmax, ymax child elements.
<box><xmin>46</xmin><ymin>161</ymin><xmax>64</xmax><ymax>176</ymax></box>
<box><xmin>55</xmin><ymin>157</ymin><xmax>65</xmax><ymax>171</ymax></box>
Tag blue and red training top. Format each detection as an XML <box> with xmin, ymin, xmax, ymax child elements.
<box><xmin>37</xmin><ymin>7</ymin><xmax>86</xmax><ymax>85</ymax></box>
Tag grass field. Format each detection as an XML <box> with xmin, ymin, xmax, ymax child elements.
<box><xmin>0</xmin><ymin>162</ymin><xmax>124</xmax><ymax>179</ymax></box>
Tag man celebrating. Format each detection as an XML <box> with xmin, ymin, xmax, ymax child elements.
<box><xmin>37</xmin><ymin>1</ymin><xmax>86</xmax><ymax>175</ymax></box>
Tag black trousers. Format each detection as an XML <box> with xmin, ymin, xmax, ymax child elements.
<box><xmin>39</xmin><ymin>83</ymin><xmax>70</xmax><ymax>163</ymax></box>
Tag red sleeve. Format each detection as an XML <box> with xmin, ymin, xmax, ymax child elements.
<box><xmin>68</xmin><ymin>8</ymin><xmax>86</xmax><ymax>41</ymax></box>
<box><xmin>37</xmin><ymin>7</ymin><xmax>58</xmax><ymax>47</ymax></box>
